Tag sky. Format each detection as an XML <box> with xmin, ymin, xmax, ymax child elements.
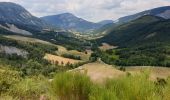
<box><xmin>0</xmin><ymin>0</ymin><xmax>170</xmax><ymax>22</ymax></box>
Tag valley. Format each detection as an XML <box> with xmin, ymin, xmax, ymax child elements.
<box><xmin>0</xmin><ymin>1</ymin><xmax>170</xmax><ymax>100</ymax></box>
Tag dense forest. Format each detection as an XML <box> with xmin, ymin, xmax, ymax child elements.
<box><xmin>99</xmin><ymin>43</ymin><xmax>170</xmax><ymax>67</ymax></box>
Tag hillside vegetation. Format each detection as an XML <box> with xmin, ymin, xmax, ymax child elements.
<box><xmin>97</xmin><ymin>15</ymin><xmax>170</xmax><ymax>67</ymax></box>
<box><xmin>1</xmin><ymin>69</ymin><xmax>170</xmax><ymax>100</ymax></box>
<box><xmin>1</xmin><ymin>3</ymin><xmax>170</xmax><ymax>100</ymax></box>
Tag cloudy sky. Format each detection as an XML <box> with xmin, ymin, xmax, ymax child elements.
<box><xmin>1</xmin><ymin>0</ymin><xmax>170</xmax><ymax>22</ymax></box>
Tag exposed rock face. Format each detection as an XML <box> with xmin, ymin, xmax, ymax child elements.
<box><xmin>0</xmin><ymin>45</ymin><xmax>28</xmax><ymax>58</ymax></box>
<box><xmin>0</xmin><ymin>24</ymin><xmax>32</xmax><ymax>35</ymax></box>
<box><xmin>157</xmin><ymin>10</ymin><xmax>170</xmax><ymax>19</ymax></box>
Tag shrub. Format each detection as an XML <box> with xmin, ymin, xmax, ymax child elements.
<box><xmin>61</xmin><ymin>54</ymin><xmax>81</xmax><ymax>60</ymax></box>
<box><xmin>119</xmin><ymin>66</ymin><xmax>126</xmax><ymax>71</ymax></box>
<box><xmin>0</xmin><ymin>70</ymin><xmax>21</xmax><ymax>94</ymax></box>
<box><xmin>51</xmin><ymin>72</ymin><xmax>92</xmax><ymax>100</ymax></box>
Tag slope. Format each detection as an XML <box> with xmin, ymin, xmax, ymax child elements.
<box><xmin>117</xmin><ymin>6</ymin><xmax>170</xmax><ymax>24</ymax></box>
<box><xmin>41</xmin><ymin>13</ymin><xmax>102</xmax><ymax>33</ymax></box>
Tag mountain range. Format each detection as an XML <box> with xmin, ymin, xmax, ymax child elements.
<box><xmin>117</xmin><ymin>6</ymin><xmax>170</xmax><ymax>24</ymax></box>
<box><xmin>94</xmin><ymin>6</ymin><xmax>170</xmax><ymax>37</ymax></box>
<box><xmin>97</xmin><ymin>15</ymin><xmax>170</xmax><ymax>47</ymax></box>
<box><xmin>0</xmin><ymin>2</ymin><xmax>51</xmax><ymax>31</ymax></box>
<box><xmin>0</xmin><ymin>2</ymin><xmax>170</xmax><ymax>39</ymax></box>
<box><xmin>41</xmin><ymin>13</ymin><xmax>104</xmax><ymax>33</ymax></box>
<box><xmin>0</xmin><ymin>2</ymin><xmax>113</xmax><ymax>34</ymax></box>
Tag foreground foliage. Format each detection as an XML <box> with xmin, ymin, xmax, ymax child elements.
<box><xmin>1</xmin><ymin>68</ymin><xmax>170</xmax><ymax>100</ymax></box>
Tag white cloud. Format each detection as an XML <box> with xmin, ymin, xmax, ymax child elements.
<box><xmin>0</xmin><ymin>0</ymin><xmax>170</xmax><ymax>22</ymax></box>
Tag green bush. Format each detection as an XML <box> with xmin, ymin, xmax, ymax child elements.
<box><xmin>51</xmin><ymin>72</ymin><xmax>92</xmax><ymax>100</ymax></box>
<box><xmin>0</xmin><ymin>70</ymin><xmax>21</xmax><ymax>94</ymax></box>
<box><xmin>61</xmin><ymin>54</ymin><xmax>81</xmax><ymax>60</ymax></box>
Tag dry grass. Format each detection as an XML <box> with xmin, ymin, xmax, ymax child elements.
<box><xmin>44</xmin><ymin>53</ymin><xmax>82</xmax><ymax>65</ymax></box>
<box><xmin>71</xmin><ymin>61</ymin><xmax>126</xmax><ymax>83</ymax></box>
<box><xmin>126</xmin><ymin>67</ymin><xmax>170</xmax><ymax>80</ymax></box>
<box><xmin>56</xmin><ymin>45</ymin><xmax>91</xmax><ymax>61</ymax></box>
<box><xmin>71</xmin><ymin>61</ymin><xmax>170</xmax><ymax>83</ymax></box>
<box><xmin>4</xmin><ymin>35</ymin><xmax>52</xmax><ymax>45</ymax></box>
<box><xmin>99</xmin><ymin>43</ymin><xmax>117</xmax><ymax>51</ymax></box>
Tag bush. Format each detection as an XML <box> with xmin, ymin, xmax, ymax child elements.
<box><xmin>61</xmin><ymin>54</ymin><xmax>81</xmax><ymax>60</ymax></box>
<box><xmin>119</xmin><ymin>66</ymin><xmax>126</xmax><ymax>71</ymax></box>
<box><xmin>0</xmin><ymin>70</ymin><xmax>21</xmax><ymax>94</ymax></box>
<box><xmin>51</xmin><ymin>72</ymin><xmax>92</xmax><ymax>100</ymax></box>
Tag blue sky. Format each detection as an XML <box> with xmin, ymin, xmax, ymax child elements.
<box><xmin>1</xmin><ymin>0</ymin><xmax>170</xmax><ymax>22</ymax></box>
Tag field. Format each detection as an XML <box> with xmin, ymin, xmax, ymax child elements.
<box><xmin>56</xmin><ymin>45</ymin><xmax>91</xmax><ymax>61</ymax></box>
<box><xmin>126</xmin><ymin>67</ymin><xmax>170</xmax><ymax>80</ymax></box>
<box><xmin>71</xmin><ymin>61</ymin><xmax>126</xmax><ymax>83</ymax></box>
<box><xmin>44</xmin><ymin>53</ymin><xmax>82</xmax><ymax>65</ymax></box>
<box><xmin>44</xmin><ymin>45</ymin><xmax>91</xmax><ymax>66</ymax></box>
<box><xmin>71</xmin><ymin>61</ymin><xmax>170</xmax><ymax>83</ymax></box>
<box><xmin>4</xmin><ymin>35</ymin><xmax>91</xmax><ymax>65</ymax></box>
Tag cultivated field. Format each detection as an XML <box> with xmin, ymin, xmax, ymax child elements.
<box><xmin>44</xmin><ymin>53</ymin><xmax>82</xmax><ymax>65</ymax></box>
<box><xmin>56</xmin><ymin>45</ymin><xmax>91</xmax><ymax>61</ymax></box>
<box><xmin>4</xmin><ymin>35</ymin><xmax>91</xmax><ymax>64</ymax></box>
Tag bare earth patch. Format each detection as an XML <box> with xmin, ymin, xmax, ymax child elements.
<box><xmin>99</xmin><ymin>43</ymin><xmax>118</xmax><ymax>51</ymax></box>
<box><xmin>44</xmin><ymin>53</ymin><xmax>82</xmax><ymax>65</ymax></box>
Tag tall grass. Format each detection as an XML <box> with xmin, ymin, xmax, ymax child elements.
<box><xmin>1</xmin><ymin>69</ymin><xmax>170</xmax><ymax>100</ymax></box>
<box><xmin>9</xmin><ymin>76</ymin><xmax>49</xmax><ymax>100</ymax></box>
<box><xmin>51</xmin><ymin>72</ymin><xmax>92</xmax><ymax>100</ymax></box>
<box><xmin>51</xmin><ymin>71</ymin><xmax>170</xmax><ymax>100</ymax></box>
<box><xmin>104</xmin><ymin>73</ymin><xmax>161</xmax><ymax>100</ymax></box>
